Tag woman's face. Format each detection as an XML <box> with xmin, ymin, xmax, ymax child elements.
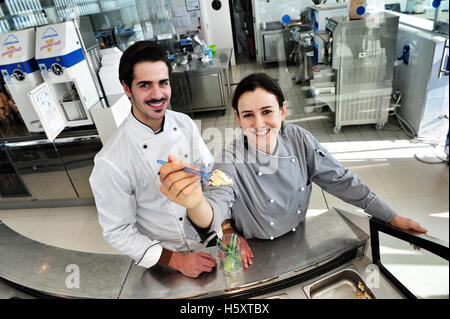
<box><xmin>235</xmin><ymin>88</ymin><xmax>286</xmax><ymax>154</ymax></box>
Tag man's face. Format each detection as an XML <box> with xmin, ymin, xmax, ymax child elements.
<box><xmin>123</xmin><ymin>61</ymin><xmax>171</xmax><ymax>130</ymax></box>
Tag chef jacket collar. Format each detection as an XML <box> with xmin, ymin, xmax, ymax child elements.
<box><xmin>240</xmin><ymin>123</ymin><xmax>291</xmax><ymax>160</ymax></box>
<box><xmin>130</xmin><ymin>108</ymin><xmax>166</xmax><ymax>135</ymax></box>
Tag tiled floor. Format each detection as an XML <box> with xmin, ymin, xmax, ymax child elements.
<box><xmin>1</xmin><ymin>62</ymin><xmax>448</xmax><ymax>273</ymax></box>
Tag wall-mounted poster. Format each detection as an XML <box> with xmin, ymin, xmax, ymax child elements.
<box><xmin>186</xmin><ymin>0</ymin><xmax>200</xmax><ymax>11</ymax></box>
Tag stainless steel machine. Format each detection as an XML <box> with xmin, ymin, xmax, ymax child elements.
<box><xmin>0</xmin><ymin>28</ymin><xmax>45</xmax><ymax>133</ymax></box>
<box><xmin>34</xmin><ymin>20</ymin><xmax>100</xmax><ymax>128</ymax></box>
<box><xmin>318</xmin><ymin>12</ymin><xmax>399</xmax><ymax>133</ymax></box>
<box><xmin>309</xmin><ymin>3</ymin><xmax>348</xmax><ymax>64</ymax></box>
<box><xmin>260</xmin><ymin>22</ymin><xmax>289</xmax><ymax>66</ymax></box>
<box><xmin>393</xmin><ymin>23</ymin><xmax>449</xmax><ymax>142</ymax></box>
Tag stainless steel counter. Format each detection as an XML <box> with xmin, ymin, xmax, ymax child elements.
<box><xmin>0</xmin><ymin>208</ymin><xmax>379</xmax><ymax>299</ymax></box>
<box><xmin>119</xmin><ymin>209</ymin><xmax>367</xmax><ymax>298</ymax></box>
<box><xmin>172</xmin><ymin>48</ymin><xmax>232</xmax><ymax>74</ymax></box>
<box><xmin>172</xmin><ymin>48</ymin><xmax>232</xmax><ymax>96</ymax></box>
<box><xmin>0</xmin><ymin>220</ymin><xmax>133</xmax><ymax>298</ymax></box>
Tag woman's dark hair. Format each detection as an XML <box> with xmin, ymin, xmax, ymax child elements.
<box><xmin>232</xmin><ymin>73</ymin><xmax>285</xmax><ymax>113</ymax></box>
<box><xmin>118</xmin><ymin>41</ymin><xmax>171</xmax><ymax>89</ymax></box>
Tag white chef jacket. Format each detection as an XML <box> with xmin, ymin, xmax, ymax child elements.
<box><xmin>89</xmin><ymin>110</ymin><xmax>215</xmax><ymax>268</ymax></box>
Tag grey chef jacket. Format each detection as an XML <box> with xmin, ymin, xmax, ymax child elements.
<box><xmin>204</xmin><ymin>123</ymin><xmax>398</xmax><ymax>240</ymax></box>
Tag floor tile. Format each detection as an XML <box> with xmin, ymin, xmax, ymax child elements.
<box><xmin>431</xmin><ymin>163</ymin><xmax>449</xmax><ymax>185</ymax></box>
<box><xmin>340</xmin><ymin>162</ymin><xmax>391</xmax><ymax>198</ymax></box>
<box><xmin>324</xmin><ymin>192</ymin><xmax>396</xmax><ymax>219</ymax></box>
<box><xmin>70</xmin><ymin>214</ymin><xmax>121</xmax><ymax>255</ymax></box>
<box><xmin>26</xmin><ymin>212</ymin><xmax>93</xmax><ymax>250</ymax></box>
<box><xmin>0</xmin><ymin>215</ymin><xmax>46</xmax><ymax>238</ymax></box>
<box><xmin>372</xmin><ymin>159</ymin><xmax>449</xmax><ymax>198</ymax></box>
<box><xmin>46</xmin><ymin>206</ymin><xmax>98</xmax><ymax>217</ymax></box>
<box><xmin>0</xmin><ymin>208</ymin><xmax>49</xmax><ymax>218</ymax></box>
<box><xmin>390</xmin><ymin>195</ymin><xmax>449</xmax><ymax>242</ymax></box>
<box><xmin>310</xmin><ymin>183</ymin><xmax>327</xmax><ymax>205</ymax></box>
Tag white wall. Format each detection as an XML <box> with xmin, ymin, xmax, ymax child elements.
<box><xmin>199</xmin><ymin>0</ymin><xmax>235</xmax><ymax>65</ymax></box>
<box><xmin>170</xmin><ymin>0</ymin><xmax>202</xmax><ymax>34</ymax></box>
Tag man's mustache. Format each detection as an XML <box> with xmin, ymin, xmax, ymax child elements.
<box><xmin>146</xmin><ymin>98</ymin><xmax>167</xmax><ymax>104</ymax></box>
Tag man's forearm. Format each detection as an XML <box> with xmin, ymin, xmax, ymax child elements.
<box><xmin>187</xmin><ymin>196</ymin><xmax>213</xmax><ymax>229</ymax></box>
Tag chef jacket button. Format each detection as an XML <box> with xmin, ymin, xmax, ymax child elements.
<box><xmin>184</xmin><ymin>154</ymin><xmax>188</xmax><ymax>158</ymax></box>
<box><xmin>270</xmin><ymin>236</ymin><xmax>274</xmax><ymax>240</ymax></box>
<box><xmin>297</xmin><ymin>210</ymin><xmax>301</xmax><ymax>214</ymax></box>
<box><xmin>173</xmin><ymin>127</ymin><xmax>177</xmax><ymax>131</ymax></box>
<box><xmin>270</xmin><ymin>221</ymin><xmax>274</xmax><ymax>226</ymax></box>
<box><xmin>179</xmin><ymin>217</ymin><xmax>183</xmax><ymax>221</ymax></box>
<box><xmin>292</xmin><ymin>228</ymin><xmax>296</xmax><ymax>232</ymax></box>
<box><xmin>143</xmin><ymin>144</ymin><xmax>148</xmax><ymax>149</ymax></box>
<box><xmin>300</xmin><ymin>187</ymin><xmax>305</xmax><ymax>191</ymax></box>
<box><xmin>257</xmin><ymin>171</ymin><xmax>262</xmax><ymax>176</ymax></box>
<box><xmin>291</xmin><ymin>158</ymin><xmax>296</xmax><ymax>163</ymax></box>
<box><xmin>269</xmin><ymin>199</ymin><xmax>274</xmax><ymax>204</ymax></box>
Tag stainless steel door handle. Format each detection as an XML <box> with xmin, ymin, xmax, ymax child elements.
<box><xmin>54</xmin><ymin>135</ymin><xmax>100</xmax><ymax>144</ymax></box>
<box><xmin>4</xmin><ymin>140</ymin><xmax>50</xmax><ymax>148</ymax></box>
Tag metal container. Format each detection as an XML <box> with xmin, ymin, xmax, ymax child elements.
<box><xmin>303</xmin><ymin>269</ymin><xmax>375</xmax><ymax>299</ymax></box>
<box><xmin>298</xmin><ymin>34</ymin><xmax>314</xmax><ymax>83</ymax></box>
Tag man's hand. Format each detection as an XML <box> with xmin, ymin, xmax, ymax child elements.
<box><xmin>390</xmin><ymin>215</ymin><xmax>427</xmax><ymax>234</ymax></box>
<box><xmin>168</xmin><ymin>251</ymin><xmax>216</xmax><ymax>278</ymax></box>
<box><xmin>160</xmin><ymin>155</ymin><xmax>204</xmax><ymax>209</ymax></box>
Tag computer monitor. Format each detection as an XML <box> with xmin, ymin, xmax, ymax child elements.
<box><xmin>385</xmin><ymin>3</ymin><xmax>401</xmax><ymax>12</ymax></box>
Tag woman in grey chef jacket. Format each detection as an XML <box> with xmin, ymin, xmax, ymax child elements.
<box><xmin>159</xmin><ymin>73</ymin><xmax>427</xmax><ymax>268</ymax></box>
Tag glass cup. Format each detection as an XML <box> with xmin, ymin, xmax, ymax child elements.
<box><xmin>217</xmin><ymin>233</ymin><xmax>243</xmax><ymax>276</ymax></box>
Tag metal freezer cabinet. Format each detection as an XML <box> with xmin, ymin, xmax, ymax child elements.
<box><xmin>394</xmin><ymin>24</ymin><xmax>449</xmax><ymax>142</ymax></box>
<box><xmin>262</xmin><ymin>29</ymin><xmax>288</xmax><ymax>64</ymax></box>
<box><xmin>330</xmin><ymin>13</ymin><xmax>399</xmax><ymax>133</ymax></box>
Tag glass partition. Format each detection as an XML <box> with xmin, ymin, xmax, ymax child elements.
<box><xmin>379</xmin><ymin>232</ymin><xmax>449</xmax><ymax>298</ymax></box>
<box><xmin>0</xmin><ymin>0</ymin><xmax>447</xmax><ymax>144</ymax></box>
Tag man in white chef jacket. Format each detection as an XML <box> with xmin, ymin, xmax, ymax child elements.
<box><xmin>89</xmin><ymin>41</ymin><xmax>218</xmax><ymax>278</ymax></box>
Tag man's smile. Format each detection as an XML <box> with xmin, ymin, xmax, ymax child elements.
<box><xmin>146</xmin><ymin>99</ymin><xmax>167</xmax><ymax>110</ymax></box>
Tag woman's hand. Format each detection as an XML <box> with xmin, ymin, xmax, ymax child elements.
<box><xmin>390</xmin><ymin>215</ymin><xmax>427</xmax><ymax>234</ymax></box>
<box><xmin>238</xmin><ymin>234</ymin><xmax>254</xmax><ymax>269</ymax></box>
<box><xmin>221</xmin><ymin>220</ymin><xmax>254</xmax><ymax>269</ymax></box>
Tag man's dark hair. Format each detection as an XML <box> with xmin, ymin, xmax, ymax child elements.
<box><xmin>232</xmin><ymin>73</ymin><xmax>285</xmax><ymax>113</ymax></box>
<box><xmin>118</xmin><ymin>41</ymin><xmax>171</xmax><ymax>89</ymax></box>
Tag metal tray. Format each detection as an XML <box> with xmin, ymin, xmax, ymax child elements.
<box><xmin>303</xmin><ymin>269</ymin><xmax>376</xmax><ymax>299</ymax></box>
